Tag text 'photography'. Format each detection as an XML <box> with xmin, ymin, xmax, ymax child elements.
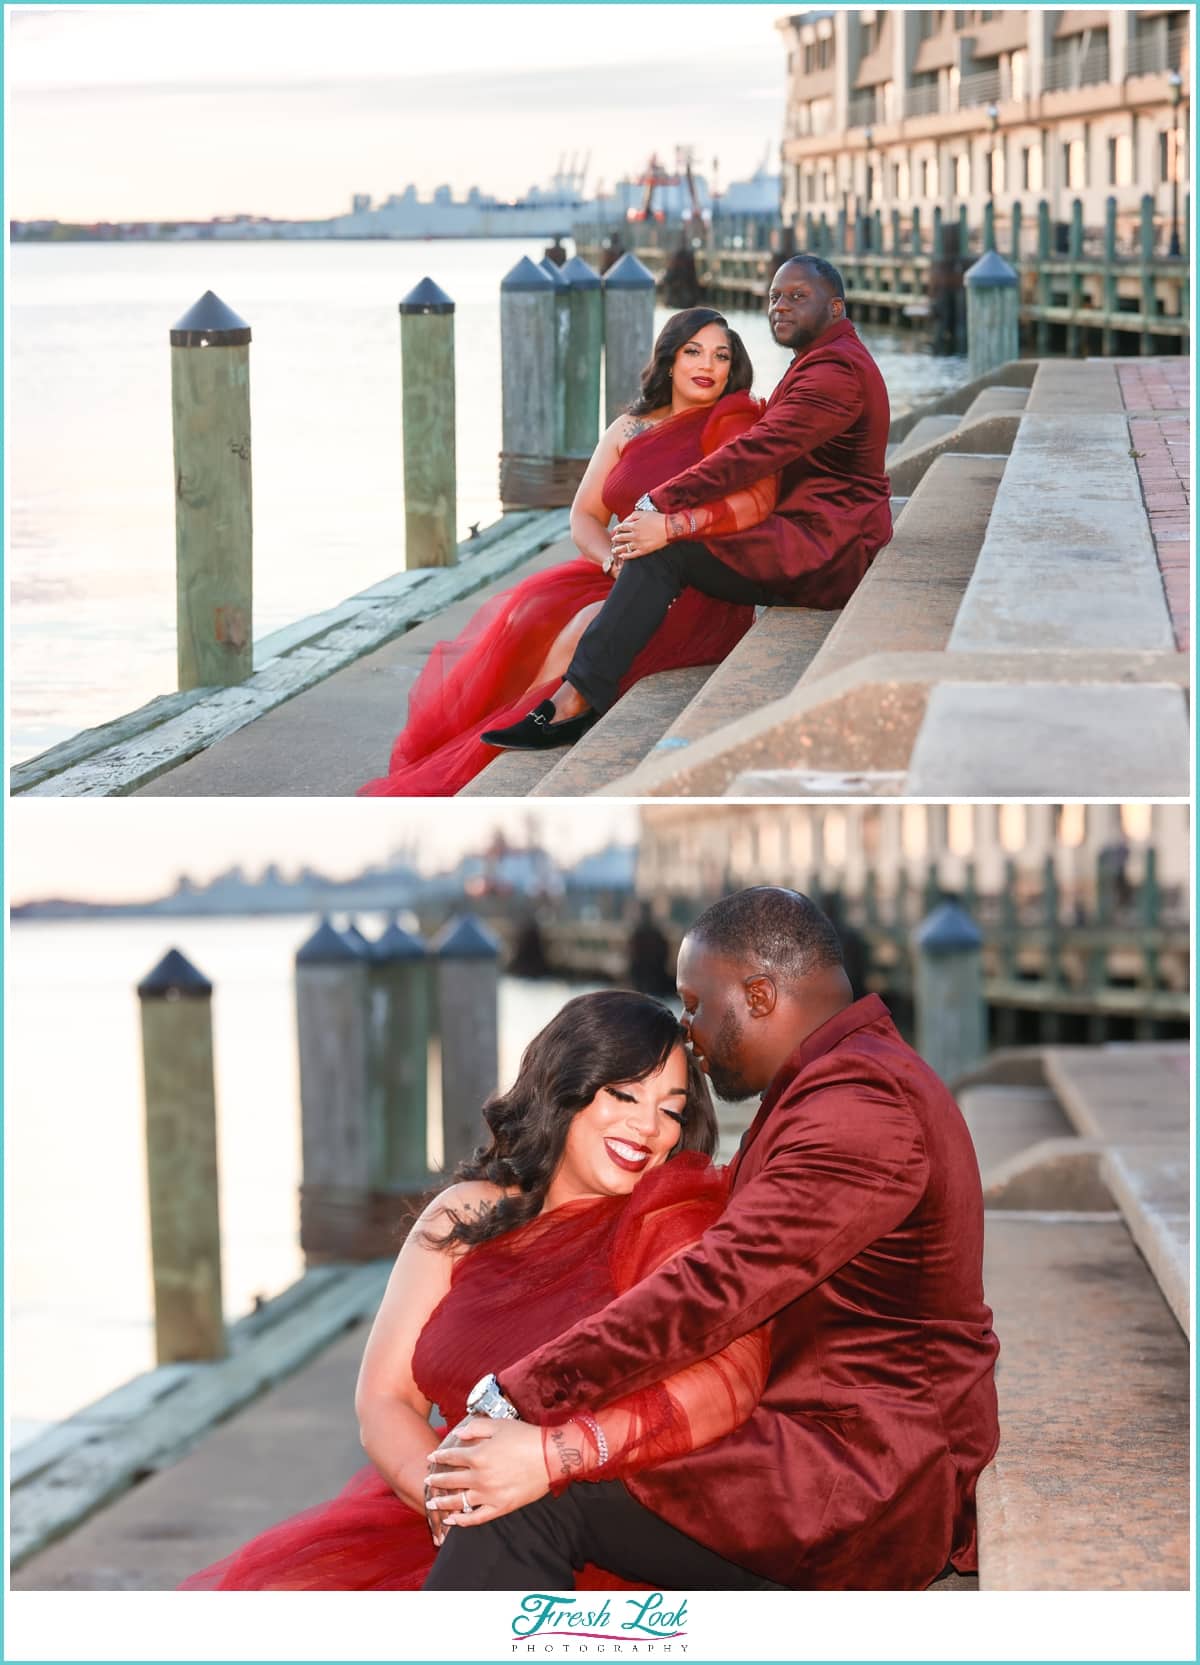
<box><xmin>4</xmin><ymin>3</ymin><xmax>1194</xmax><ymax>1661</ymax></box>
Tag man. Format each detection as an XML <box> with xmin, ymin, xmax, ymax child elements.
<box><xmin>425</xmin><ymin>887</ymin><xmax>1000</xmax><ymax>1590</ymax></box>
<box><xmin>485</xmin><ymin>256</ymin><xmax>892</xmax><ymax>749</ymax></box>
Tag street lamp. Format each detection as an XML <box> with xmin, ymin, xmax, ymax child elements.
<box><xmin>1167</xmin><ymin>70</ymin><xmax>1183</xmax><ymax>258</ymax></box>
<box><xmin>986</xmin><ymin>102</ymin><xmax>1000</xmax><ymax>250</ymax></box>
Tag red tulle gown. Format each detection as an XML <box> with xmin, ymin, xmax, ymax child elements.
<box><xmin>359</xmin><ymin>393</ymin><xmax>771</xmax><ymax>797</ymax></box>
<box><xmin>181</xmin><ymin>1157</ymin><xmax>766</xmax><ymax>1591</ymax></box>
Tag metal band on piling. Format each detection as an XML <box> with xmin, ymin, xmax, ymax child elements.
<box><xmin>400</xmin><ymin>277</ymin><xmax>457</xmax><ymax>568</ymax></box>
<box><xmin>170</xmin><ymin>290</ymin><xmax>253</xmax><ymax>690</ymax></box>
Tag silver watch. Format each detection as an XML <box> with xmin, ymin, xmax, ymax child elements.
<box><xmin>466</xmin><ymin>1373</ymin><xmax>520</xmax><ymax>1420</ymax></box>
<box><xmin>602</xmin><ymin>552</ymin><xmax>615</xmax><ymax>575</ymax></box>
<box><xmin>634</xmin><ymin>493</ymin><xmax>657</xmax><ymax>512</ymax></box>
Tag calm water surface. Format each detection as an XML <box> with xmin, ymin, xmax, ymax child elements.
<box><xmin>11</xmin><ymin>240</ymin><xmax>967</xmax><ymax>760</ymax></box>
<box><xmin>7</xmin><ymin>913</ymin><xmax>607</xmax><ymax>1445</ymax></box>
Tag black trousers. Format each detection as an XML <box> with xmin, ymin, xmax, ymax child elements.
<box><xmin>422</xmin><ymin>1479</ymin><xmax>780</xmax><ymax>1591</ymax></box>
<box><xmin>566</xmin><ymin>542</ymin><xmax>776</xmax><ymax>714</ymax></box>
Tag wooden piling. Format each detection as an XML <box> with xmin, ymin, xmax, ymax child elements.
<box><xmin>912</xmin><ymin>900</ymin><xmax>986</xmax><ymax>1086</ymax></box>
<box><xmin>965</xmin><ymin>249</ymin><xmax>1020</xmax><ymax>378</ymax></box>
<box><xmin>138</xmin><ymin>948</ymin><xmax>225</xmax><ymax>1364</ymax></box>
<box><xmin>399</xmin><ymin>277</ymin><xmax>456</xmax><ymax>569</ymax></box>
<box><xmin>294</xmin><ymin>918</ymin><xmax>372</xmax><ymax>1260</ymax></box>
<box><xmin>499</xmin><ymin>255</ymin><xmax>558</xmax><ymax>507</ymax></box>
<box><xmin>540</xmin><ymin>256</ymin><xmax>570</xmax><ymax>460</ymax></box>
<box><xmin>560</xmin><ymin>255</ymin><xmax>603</xmax><ymax>461</ymax></box>
<box><xmin>365</xmin><ymin>919</ymin><xmax>431</xmax><ymax>1188</ymax></box>
<box><xmin>433</xmin><ymin>916</ymin><xmax>500</xmax><ymax>1175</ymax></box>
<box><xmin>169</xmin><ymin>291</ymin><xmax>253</xmax><ymax>691</ymax></box>
<box><xmin>602</xmin><ymin>253</ymin><xmax>656</xmax><ymax>425</ymax></box>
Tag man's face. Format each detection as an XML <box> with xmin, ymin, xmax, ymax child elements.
<box><xmin>768</xmin><ymin>264</ymin><xmax>842</xmax><ymax>353</ymax></box>
<box><xmin>676</xmin><ymin>937</ymin><xmax>762</xmax><ymax>1103</ymax></box>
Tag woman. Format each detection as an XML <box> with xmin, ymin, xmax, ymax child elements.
<box><xmin>181</xmin><ymin>992</ymin><xmax>770</xmax><ymax>1591</ymax></box>
<box><xmin>359</xmin><ymin>309</ymin><xmax>778</xmax><ymax>797</ymax></box>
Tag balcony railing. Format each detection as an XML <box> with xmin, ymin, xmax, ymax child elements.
<box><xmin>1126</xmin><ymin>25</ymin><xmax>1189</xmax><ymax>78</ymax></box>
<box><xmin>958</xmin><ymin>66</ymin><xmax>1008</xmax><ymax>107</ymax></box>
<box><xmin>1043</xmin><ymin>41</ymin><xmax>1111</xmax><ymax>93</ymax></box>
<box><xmin>904</xmin><ymin>81</ymin><xmax>943</xmax><ymax>118</ymax></box>
<box><xmin>847</xmin><ymin>90</ymin><xmax>878</xmax><ymax>128</ymax></box>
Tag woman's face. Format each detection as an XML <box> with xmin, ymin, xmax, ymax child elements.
<box><xmin>545</xmin><ymin>1044</ymin><xmax>690</xmax><ymax>1209</ymax></box>
<box><xmin>671</xmin><ymin>323</ymin><xmax>733</xmax><ymax>407</ymax></box>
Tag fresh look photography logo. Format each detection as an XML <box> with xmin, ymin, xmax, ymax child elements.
<box><xmin>510</xmin><ymin>1592</ymin><xmax>689</xmax><ymax>1653</ymax></box>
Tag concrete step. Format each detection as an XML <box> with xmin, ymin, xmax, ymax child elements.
<box><xmin>956</xmin><ymin>1084</ymin><xmax>1075</xmax><ymax>1183</ymax></box>
<box><xmin>886</xmin><ymin>413</ymin><xmax>961</xmax><ymax>466</ymax></box>
<box><xmin>598</xmin><ymin>451</ymin><xmax>1005</xmax><ymax>798</ymax></box>
<box><xmin>960</xmin><ymin>385</ymin><xmax>1030</xmax><ymax>423</ymax></box>
<box><xmin>886</xmin><ymin>358</ymin><xmax>1038</xmax><ymax>447</ymax></box>
<box><xmin>886</xmin><ymin>409</ymin><xmax>1021</xmax><ymax>497</ymax></box>
<box><xmin>461</xmin><ymin>664</ymin><xmax>716</xmax><ymax>798</ymax></box>
<box><xmin>978</xmin><ymin>1214</ymin><xmax>1189</xmax><ymax>1589</ymax></box>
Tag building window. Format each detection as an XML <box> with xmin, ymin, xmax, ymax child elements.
<box><xmin>860</xmin><ymin>18</ymin><xmax>878</xmax><ymax>55</ymax></box>
<box><xmin>1022</xmin><ymin>142</ymin><xmax>1043</xmax><ymax>192</ymax></box>
<box><xmin>1109</xmin><ymin>133</ymin><xmax>1133</xmax><ymax>187</ymax></box>
<box><xmin>956</xmin><ymin>151</ymin><xmax>972</xmax><ymax>196</ymax></box>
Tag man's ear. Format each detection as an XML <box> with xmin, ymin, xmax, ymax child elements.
<box><xmin>744</xmin><ymin>974</ymin><xmax>777</xmax><ymax>1019</ymax></box>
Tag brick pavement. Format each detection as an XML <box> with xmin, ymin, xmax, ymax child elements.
<box><xmin>1117</xmin><ymin>358</ymin><xmax>1191</xmax><ymax>652</ymax></box>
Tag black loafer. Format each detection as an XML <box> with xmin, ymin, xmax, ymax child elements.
<box><xmin>481</xmin><ymin>699</ymin><xmax>600</xmax><ymax>751</ymax></box>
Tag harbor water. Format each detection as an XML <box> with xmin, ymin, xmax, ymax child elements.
<box><xmin>11</xmin><ymin>239</ymin><xmax>967</xmax><ymax>762</ymax></box>
<box><xmin>7</xmin><ymin>913</ymin><xmax>608</xmax><ymax>1448</ymax></box>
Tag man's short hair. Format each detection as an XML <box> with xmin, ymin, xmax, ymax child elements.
<box><xmin>687</xmin><ymin>886</ymin><xmax>844</xmax><ymax>986</ymax></box>
<box><xmin>778</xmin><ymin>254</ymin><xmax>846</xmax><ymax>303</ymax></box>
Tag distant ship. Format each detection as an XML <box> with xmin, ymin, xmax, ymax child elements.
<box><xmin>321</xmin><ymin>156</ymin><xmax>595</xmax><ymax>240</ymax></box>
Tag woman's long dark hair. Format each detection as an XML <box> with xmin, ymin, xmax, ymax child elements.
<box><xmin>628</xmin><ymin>307</ymin><xmax>753</xmax><ymax>416</ymax></box>
<box><xmin>427</xmin><ymin>989</ymin><xmax>716</xmax><ymax>1251</ymax></box>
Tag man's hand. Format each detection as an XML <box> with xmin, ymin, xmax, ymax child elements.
<box><xmin>611</xmin><ymin>510</ymin><xmax>669</xmax><ymax>558</ymax></box>
<box><xmin>425</xmin><ymin>1416</ymin><xmax>551</xmax><ymax>1531</ymax></box>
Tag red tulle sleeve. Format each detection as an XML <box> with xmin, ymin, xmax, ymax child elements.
<box><xmin>541</xmin><ymin>1159</ymin><xmax>769</xmax><ymax>1491</ymax></box>
<box><xmin>662</xmin><ymin>396</ymin><xmax>779</xmax><ymax>544</ymax></box>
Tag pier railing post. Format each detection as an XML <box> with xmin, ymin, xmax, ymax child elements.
<box><xmin>1036</xmin><ymin>199</ymin><xmax>1052</xmax><ymax>354</ymax></box>
<box><xmin>965</xmin><ymin>249</ymin><xmax>1020</xmax><ymax>378</ymax></box>
<box><xmin>433</xmin><ymin>916</ymin><xmax>500</xmax><ymax>1174</ymax></box>
<box><xmin>1139</xmin><ymin>194</ymin><xmax>1157</xmax><ymax>355</ymax></box>
<box><xmin>1103</xmin><ymin>197</ymin><xmax>1118</xmax><ymax>355</ymax></box>
<box><xmin>499</xmin><ymin>256</ymin><xmax>558</xmax><ymax>507</ymax></box>
<box><xmin>399</xmin><ymin>278</ymin><xmax>457</xmax><ymax>568</ymax></box>
<box><xmin>560</xmin><ymin>255</ymin><xmax>603</xmax><ymax>474</ymax></box>
<box><xmin>602</xmin><ymin>253</ymin><xmax>656</xmax><ymax>426</ymax></box>
<box><xmin>1010</xmin><ymin>199</ymin><xmax>1023</xmax><ymax>266</ymax></box>
<box><xmin>1067</xmin><ymin>198</ymin><xmax>1085</xmax><ymax>355</ymax></box>
<box><xmin>912</xmin><ymin>900</ymin><xmax>987</xmax><ymax>1086</ymax></box>
<box><xmin>294</xmin><ymin>918</ymin><xmax>371</xmax><ymax>1261</ymax></box>
<box><xmin>910</xmin><ymin>206</ymin><xmax>922</xmax><ymax>257</ymax></box>
<box><xmin>138</xmin><ymin>948</ymin><xmax>226</xmax><ymax>1363</ymax></box>
<box><xmin>169</xmin><ymin>292</ymin><xmax>253</xmax><ymax>690</ymax></box>
<box><xmin>366</xmin><ymin>919</ymin><xmax>431</xmax><ymax>1188</ymax></box>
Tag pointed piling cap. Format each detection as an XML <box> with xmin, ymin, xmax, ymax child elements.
<box><xmin>138</xmin><ymin>947</ymin><xmax>212</xmax><ymax>1000</ymax></box>
<box><xmin>560</xmin><ymin>254</ymin><xmax>601</xmax><ymax>290</ymax></box>
<box><xmin>342</xmin><ymin>922</ymin><xmax>372</xmax><ymax>956</ymax></box>
<box><xmin>169</xmin><ymin>290</ymin><xmax>252</xmax><ymax>347</ymax></box>
<box><xmin>539</xmin><ymin>257</ymin><xmax>568</xmax><ymax>285</ymax></box>
<box><xmin>602</xmin><ymin>252</ymin><xmax>656</xmax><ymax>289</ymax></box>
<box><xmin>399</xmin><ymin>276</ymin><xmax>455</xmax><ymax>316</ymax></box>
<box><xmin>433</xmin><ymin>914</ymin><xmax>500</xmax><ymax>960</ymax></box>
<box><xmin>964</xmin><ymin>248</ymin><xmax>1018</xmax><ymax>288</ymax></box>
<box><xmin>912</xmin><ymin>899</ymin><xmax>983</xmax><ymax>956</ymax></box>
<box><xmin>501</xmin><ymin>255</ymin><xmax>557</xmax><ymax>293</ymax></box>
<box><xmin>296</xmin><ymin>917</ymin><xmax>361</xmax><ymax>966</ymax></box>
<box><xmin>372</xmin><ymin>919</ymin><xmax>428</xmax><ymax>961</ymax></box>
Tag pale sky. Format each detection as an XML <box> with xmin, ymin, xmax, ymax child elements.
<box><xmin>7</xmin><ymin>800</ymin><xmax>640</xmax><ymax>904</ymax></box>
<box><xmin>7</xmin><ymin>3</ymin><xmax>787</xmax><ymax>221</ymax></box>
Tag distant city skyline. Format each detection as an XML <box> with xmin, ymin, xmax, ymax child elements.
<box><xmin>9</xmin><ymin>801</ymin><xmax>639</xmax><ymax>906</ymax></box>
<box><xmin>8</xmin><ymin>3</ymin><xmax>786</xmax><ymax>222</ymax></box>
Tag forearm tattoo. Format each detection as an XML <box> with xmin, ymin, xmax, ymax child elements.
<box><xmin>549</xmin><ymin>1427</ymin><xmax>585</xmax><ymax>1479</ymax></box>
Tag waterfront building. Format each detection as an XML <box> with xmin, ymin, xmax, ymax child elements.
<box><xmin>777</xmin><ymin>8</ymin><xmax>1191</xmax><ymax>243</ymax></box>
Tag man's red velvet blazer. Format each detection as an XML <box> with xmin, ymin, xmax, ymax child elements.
<box><xmin>653</xmin><ymin>317</ymin><xmax>893</xmax><ymax>608</ymax></box>
<box><xmin>502</xmin><ymin>995</ymin><xmax>1000</xmax><ymax>1590</ymax></box>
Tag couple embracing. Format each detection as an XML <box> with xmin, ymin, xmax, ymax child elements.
<box><xmin>360</xmin><ymin>255</ymin><xmax>893</xmax><ymax>796</ymax></box>
<box><xmin>185</xmin><ymin>887</ymin><xmax>999</xmax><ymax>1592</ymax></box>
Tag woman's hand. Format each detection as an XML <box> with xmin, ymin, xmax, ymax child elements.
<box><xmin>424</xmin><ymin>1417</ymin><xmax>550</xmax><ymax>1532</ymax></box>
<box><xmin>611</xmin><ymin>511</ymin><xmax>669</xmax><ymax>559</ymax></box>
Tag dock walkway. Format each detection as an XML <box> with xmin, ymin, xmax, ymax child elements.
<box><xmin>12</xmin><ymin>358</ymin><xmax>1190</xmax><ymax>801</ymax></box>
